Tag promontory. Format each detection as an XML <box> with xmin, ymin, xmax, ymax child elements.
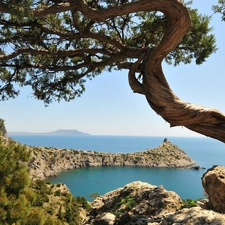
<box><xmin>27</xmin><ymin>139</ymin><xmax>197</xmax><ymax>180</ymax></box>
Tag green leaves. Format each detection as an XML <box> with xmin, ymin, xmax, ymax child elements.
<box><xmin>0</xmin><ymin>138</ymin><xmax>31</xmax><ymax>224</ymax></box>
<box><xmin>181</xmin><ymin>198</ymin><xmax>198</xmax><ymax>208</ymax></box>
<box><xmin>0</xmin><ymin>1</ymin><xmax>218</xmax><ymax>103</ymax></box>
<box><xmin>0</xmin><ymin>137</ymin><xmax>87</xmax><ymax>224</ymax></box>
<box><xmin>165</xmin><ymin>9</ymin><xmax>216</xmax><ymax>66</ymax></box>
<box><xmin>4</xmin><ymin>0</ymin><xmax>34</xmax><ymax>23</ymax></box>
<box><xmin>126</xmin><ymin>11</ymin><xmax>166</xmax><ymax>48</ymax></box>
<box><xmin>213</xmin><ymin>0</ymin><xmax>225</xmax><ymax>21</ymax></box>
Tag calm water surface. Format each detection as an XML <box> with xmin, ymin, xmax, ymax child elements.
<box><xmin>10</xmin><ymin>135</ymin><xmax>225</xmax><ymax>201</ymax></box>
<box><xmin>48</xmin><ymin>166</ymin><xmax>205</xmax><ymax>201</ymax></box>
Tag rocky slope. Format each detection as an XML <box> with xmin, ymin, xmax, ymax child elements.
<box><xmin>202</xmin><ymin>165</ymin><xmax>225</xmax><ymax>213</ymax></box>
<box><xmin>27</xmin><ymin>139</ymin><xmax>197</xmax><ymax>179</ymax></box>
<box><xmin>3</xmin><ymin>127</ymin><xmax>225</xmax><ymax>225</ymax></box>
<box><xmin>84</xmin><ymin>181</ymin><xmax>225</xmax><ymax>225</ymax></box>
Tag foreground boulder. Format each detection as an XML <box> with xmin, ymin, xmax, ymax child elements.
<box><xmin>84</xmin><ymin>181</ymin><xmax>182</xmax><ymax>225</ymax></box>
<box><xmin>84</xmin><ymin>181</ymin><xmax>225</xmax><ymax>225</ymax></box>
<box><xmin>162</xmin><ymin>206</ymin><xmax>225</xmax><ymax>225</ymax></box>
<box><xmin>202</xmin><ymin>165</ymin><xmax>225</xmax><ymax>213</ymax></box>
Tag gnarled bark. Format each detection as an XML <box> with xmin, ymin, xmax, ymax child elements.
<box><xmin>128</xmin><ymin>0</ymin><xmax>225</xmax><ymax>142</ymax></box>
<box><xmin>1</xmin><ymin>0</ymin><xmax>225</xmax><ymax>142</ymax></box>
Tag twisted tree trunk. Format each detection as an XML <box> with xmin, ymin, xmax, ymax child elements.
<box><xmin>128</xmin><ymin>0</ymin><xmax>225</xmax><ymax>143</ymax></box>
<box><xmin>1</xmin><ymin>0</ymin><xmax>225</xmax><ymax>142</ymax></box>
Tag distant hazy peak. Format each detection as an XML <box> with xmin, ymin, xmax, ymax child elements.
<box><xmin>8</xmin><ymin>129</ymin><xmax>91</xmax><ymax>136</ymax></box>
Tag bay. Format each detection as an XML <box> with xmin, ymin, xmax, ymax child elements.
<box><xmin>9</xmin><ymin>134</ymin><xmax>225</xmax><ymax>201</ymax></box>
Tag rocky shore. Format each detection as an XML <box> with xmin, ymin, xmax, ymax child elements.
<box><xmin>28</xmin><ymin>139</ymin><xmax>197</xmax><ymax>180</ymax></box>
<box><xmin>84</xmin><ymin>177</ymin><xmax>225</xmax><ymax>225</ymax></box>
<box><xmin>2</xmin><ymin>122</ymin><xmax>225</xmax><ymax>225</ymax></box>
<box><xmin>23</xmin><ymin>139</ymin><xmax>225</xmax><ymax>225</ymax></box>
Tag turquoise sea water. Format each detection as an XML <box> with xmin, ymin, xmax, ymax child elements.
<box><xmin>9</xmin><ymin>135</ymin><xmax>225</xmax><ymax>201</ymax></box>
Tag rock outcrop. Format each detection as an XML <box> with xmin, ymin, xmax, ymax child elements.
<box><xmin>202</xmin><ymin>165</ymin><xmax>225</xmax><ymax>213</ymax></box>
<box><xmin>27</xmin><ymin>140</ymin><xmax>197</xmax><ymax>179</ymax></box>
<box><xmin>84</xmin><ymin>181</ymin><xmax>225</xmax><ymax>225</ymax></box>
<box><xmin>84</xmin><ymin>181</ymin><xmax>182</xmax><ymax>225</ymax></box>
<box><xmin>162</xmin><ymin>206</ymin><xmax>225</xmax><ymax>225</ymax></box>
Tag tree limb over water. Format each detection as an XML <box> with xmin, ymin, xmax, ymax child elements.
<box><xmin>0</xmin><ymin>0</ymin><xmax>224</xmax><ymax>142</ymax></box>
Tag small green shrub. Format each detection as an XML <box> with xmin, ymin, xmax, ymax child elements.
<box><xmin>121</xmin><ymin>195</ymin><xmax>136</xmax><ymax>210</ymax></box>
<box><xmin>46</xmin><ymin>206</ymin><xmax>54</xmax><ymax>215</ymax></box>
<box><xmin>54</xmin><ymin>190</ymin><xmax>61</xmax><ymax>196</ymax></box>
<box><xmin>76</xmin><ymin>196</ymin><xmax>91</xmax><ymax>211</ymax></box>
<box><xmin>89</xmin><ymin>192</ymin><xmax>100</xmax><ymax>200</ymax></box>
<box><xmin>181</xmin><ymin>199</ymin><xmax>197</xmax><ymax>208</ymax></box>
<box><xmin>49</xmin><ymin>157</ymin><xmax>56</xmax><ymax>164</ymax></box>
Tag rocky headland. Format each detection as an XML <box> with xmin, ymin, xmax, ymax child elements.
<box><xmin>2</xmin><ymin>121</ymin><xmax>225</xmax><ymax>224</ymax></box>
<box><xmin>27</xmin><ymin>139</ymin><xmax>197</xmax><ymax>180</ymax></box>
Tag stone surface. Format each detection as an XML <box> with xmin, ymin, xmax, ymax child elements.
<box><xmin>162</xmin><ymin>206</ymin><xmax>225</xmax><ymax>225</ymax></box>
<box><xmin>84</xmin><ymin>181</ymin><xmax>183</xmax><ymax>225</ymax></box>
<box><xmin>202</xmin><ymin>165</ymin><xmax>225</xmax><ymax>213</ymax></box>
<box><xmin>99</xmin><ymin>212</ymin><xmax>116</xmax><ymax>225</ymax></box>
<box><xmin>83</xmin><ymin>180</ymin><xmax>225</xmax><ymax>225</ymax></box>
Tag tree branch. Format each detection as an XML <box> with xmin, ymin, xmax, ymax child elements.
<box><xmin>1</xmin><ymin>0</ymin><xmax>223</xmax><ymax>142</ymax></box>
<box><xmin>140</xmin><ymin>0</ymin><xmax>225</xmax><ymax>142</ymax></box>
<box><xmin>128</xmin><ymin>53</ymin><xmax>145</xmax><ymax>95</ymax></box>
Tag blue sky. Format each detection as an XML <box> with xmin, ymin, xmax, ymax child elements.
<box><xmin>1</xmin><ymin>1</ymin><xmax>225</xmax><ymax>137</ymax></box>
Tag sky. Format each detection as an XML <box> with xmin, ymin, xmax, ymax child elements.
<box><xmin>1</xmin><ymin>1</ymin><xmax>225</xmax><ymax>137</ymax></box>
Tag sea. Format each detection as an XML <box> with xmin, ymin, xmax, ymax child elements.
<box><xmin>9</xmin><ymin>135</ymin><xmax>225</xmax><ymax>201</ymax></box>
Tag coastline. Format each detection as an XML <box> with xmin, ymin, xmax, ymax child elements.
<box><xmin>27</xmin><ymin>140</ymin><xmax>198</xmax><ymax>180</ymax></box>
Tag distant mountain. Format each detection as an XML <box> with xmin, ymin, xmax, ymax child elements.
<box><xmin>8</xmin><ymin>129</ymin><xmax>91</xmax><ymax>136</ymax></box>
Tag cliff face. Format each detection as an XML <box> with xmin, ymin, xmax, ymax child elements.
<box><xmin>28</xmin><ymin>140</ymin><xmax>196</xmax><ymax>180</ymax></box>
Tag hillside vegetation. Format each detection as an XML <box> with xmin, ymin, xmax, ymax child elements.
<box><xmin>0</xmin><ymin>137</ymin><xmax>90</xmax><ymax>225</ymax></box>
<box><xmin>0</xmin><ymin>123</ymin><xmax>203</xmax><ymax>225</ymax></box>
